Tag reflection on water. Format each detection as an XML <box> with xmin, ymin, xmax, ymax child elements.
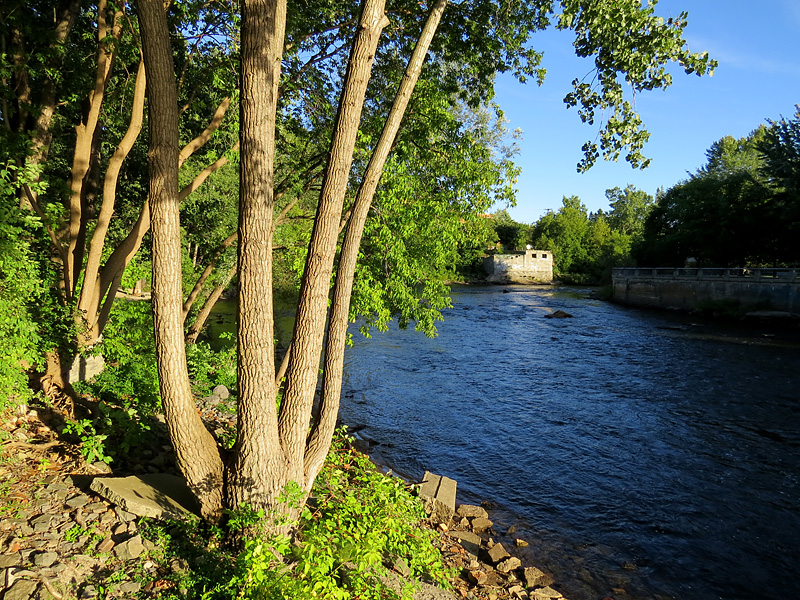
<box><xmin>340</xmin><ymin>286</ymin><xmax>800</xmax><ymax>600</ymax></box>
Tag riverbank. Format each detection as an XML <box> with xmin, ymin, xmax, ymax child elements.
<box><xmin>0</xmin><ymin>399</ymin><xmax>571</xmax><ymax>600</ymax></box>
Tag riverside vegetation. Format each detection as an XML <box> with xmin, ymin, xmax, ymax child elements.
<box><xmin>1</xmin><ymin>300</ymin><xmax>567</xmax><ymax>600</ymax></box>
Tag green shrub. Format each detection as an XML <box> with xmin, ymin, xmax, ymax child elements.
<box><xmin>139</xmin><ymin>430</ymin><xmax>449</xmax><ymax>600</ymax></box>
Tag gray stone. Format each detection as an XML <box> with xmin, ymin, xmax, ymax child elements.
<box><xmin>544</xmin><ymin>310</ymin><xmax>573</xmax><ymax>319</ymax></box>
<box><xmin>471</xmin><ymin>517</ymin><xmax>493</xmax><ymax>532</ymax></box>
<box><xmin>68</xmin><ymin>354</ymin><xmax>105</xmax><ymax>384</ymax></box>
<box><xmin>212</xmin><ymin>385</ymin><xmax>230</xmax><ymax>399</ymax></box>
<box><xmin>456</xmin><ymin>504</ymin><xmax>488</xmax><ymax>520</ymax></box>
<box><xmin>523</xmin><ymin>566</ymin><xmax>554</xmax><ymax>589</ymax></box>
<box><xmin>419</xmin><ymin>472</ymin><xmax>457</xmax><ymax>525</ymax></box>
<box><xmin>90</xmin><ymin>462</ymin><xmax>112</xmax><ymax>474</ymax></box>
<box><xmin>3</xmin><ymin>579</ymin><xmax>38</xmax><ymax>600</ymax></box>
<box><xmin>0</xmin><ymin>553</ymin><xmax>22</xmax><ymax>568</ymax></box>
<box><xmin>33</xmin><ymin>552</ymin><xmax>58</xmax><ymax>567</ymax></box>
<box><xmin>497</xmin><ymin>557</ymin><xmax>521</xmax><ymax>573</ymax></box>
<box><xmin>66</xmin><ymin>494</ymin><xmax>90</xmax><ymax>509</ymax></box>
<box><xmin>117</xmin><ymin>582</ymin><xmax>141</xmax><ymax>594</ymax></box>
<box><xmin>530</xmin><ymin>586</ymin><xmax>562</xmax><ymax>600</ymax></box>
<box><xmin>508</xmin><ymin>585</ymin><xmax>528</xmax><ymax>599</ymax></box>
<box><xmin>90</xmin><ymin>474</ymin><xmax>200</xmax><ymax>520</ymax></box>
<box><xmin>446</xmin><ymin>530</ymin><xmax>482</xmax><ymax>558</ymax></box>
<box><xmin>29</xmin><ymin>514</ymin><xmax>51</xmax><ymax>528</ymax></box>
<box><xmin>486</xmin><ymin>543</ymin><xmax>510</xmax><ymax>564</ymax></box>
<box><xmin>114</xmin><ymin>508</ymin><xmax>137</xmax><ymax>522</ymax></box>
<box><xmin>114</xmin><ymin>534</ymin><xmax>145</xmax><ymax>561</ymax></box>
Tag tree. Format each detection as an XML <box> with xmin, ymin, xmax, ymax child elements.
<box><xmin>6</xmin><ymin>0</ymin><xmax>716</xmax><ymax>520</ymax></box>
<box><xmin>604</xmin><ymin>184</ymin><xmax>654</xmax><ymax>239</ymax></box>
<box><xmin>530</xmin><ymin>195</ymin><xmax>591</xmax><ymax>275</ymax></box>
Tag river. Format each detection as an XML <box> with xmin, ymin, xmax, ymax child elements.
<box><xmin>337</xmin><ymin>285</ymin><xmax>800</xmax><ymax>600</ymax></box>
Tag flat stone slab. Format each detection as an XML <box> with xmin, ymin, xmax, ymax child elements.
<box><xmin>90</xmin><ymin>474</ymin><xmax>200</xmax><ymax>520</ymax></box>
<box><xmin>419</xmin><ymin>472</ymin><xmax>457</xmax><ymax>524</ymax></box>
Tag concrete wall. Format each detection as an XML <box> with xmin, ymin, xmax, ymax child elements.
<box><xmin>484</xmin><ymin>249</ymin><xmax>553</xmax><ymax>284</ymax></box>
<box><xmin>612</xmin><ymin>267</ymin><xmax>800</xmax><ymax>314</ymax></box>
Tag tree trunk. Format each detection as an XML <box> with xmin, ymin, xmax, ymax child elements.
<box><xmin>304</xmin><ymin>0</ymin><xmax>448</xmax><ymax>487</ymax></box>
<box><xmin>225</xmin><ymin>0</ymin><xmax>289</xmax><ymax>514</ymax></box>
<box><xmin>278</xmin><ymin>0</ymin><xmax>389</xmax><ymax>489</ymax></box>
<box><xmin>137</xmin><ymin>0</ymin><xmax>224</xmax><ymax>522</ymax></box>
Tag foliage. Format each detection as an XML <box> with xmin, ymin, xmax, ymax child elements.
<box><xmin>186</xmin><ymin>340</ymin><xmax>237</xmax><ymax>398</ymax></box>
<box><xmin>0</xmin><ymin>149</ymin><xmax>51</xmax><ymax>407</ymax></box>
<box><xmin>62</xmin><ymin>418</ymin><xmax>113</xmax><ymax>464</ymax></box>
<box><xmin>78</xmin><ymin>300</ymin><xmax>161</xmax><ymax>413</ymax></box>
<box><xmin>634</xmin><ymin>120</ymin><xmax>799</xmax><ymax>267</ymax></box>
<box><xmin>138</xmin><ymin>430</ymin><xmax>449</xmax><ymax>600</ymax></box>
<box><xmin>352</xmin><ymin>97</ymin><xmax>519</xmax><ymax>337</ymax></box>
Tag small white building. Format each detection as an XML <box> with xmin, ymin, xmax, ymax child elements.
<box><xmin>483</xmin><ymin>249</ymin><xmax>554</xmax><ymax>284</ymax></box>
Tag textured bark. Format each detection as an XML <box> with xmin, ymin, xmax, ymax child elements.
<box><xmin>77</xmin><ymin>59</ymin><xmax>146</xmax><ymax>347</ymax></box>
<box><xmin>279</xmin><ymin>0</ymin><xmax>389</xmax><ymax>487</ymax></box>
<box><xmin>226</xmin><ymin>0</ymin><xmax>289</xmax><ymax>513</ymax></box>
<box><xmin>137</xmin><ymin>0</ymin><xmax>224</xmax><ymax>522</ymax></box>
<box><xmin>65</xmin><ymin>0</ymin><xmax>122</xmax><ymax>299</ymax></box>
<box><xmin>304</xmin><ymin>0</ymin><xmax>448</xmax><ymax>487</ymax></box>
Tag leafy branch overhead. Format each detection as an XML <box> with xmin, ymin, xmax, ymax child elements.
<box><xmin>558</xmin><ymin>0</ymin><xmax>717</xmax><ymax>170</ymax></box>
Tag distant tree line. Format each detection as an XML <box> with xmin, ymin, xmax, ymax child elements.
<box><xmin>475</xmin><ymin>107</ymin><xmax>800</xmax><ymax>284</ymax></box>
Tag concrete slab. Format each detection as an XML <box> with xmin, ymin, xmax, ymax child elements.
<box><xmin>419</xmin><ymin>472</ymin><xmax>457</xmax><ymax>524</ymax></box>
<box><xmin>90</xmin><ymin>474</ymin><xmax>201</xmax><ymax>521</ymax></box>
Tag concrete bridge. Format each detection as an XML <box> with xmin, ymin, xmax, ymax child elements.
<box><xmin>612</xmin><ymin>267</ymin><xmax>800</xmax><ymax>314</ymax></box>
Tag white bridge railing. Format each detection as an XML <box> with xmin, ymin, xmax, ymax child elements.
<box><xmin>613</xmin><ymin>267</ymin><xmax>798</xmax><ymax>281</ymax></box>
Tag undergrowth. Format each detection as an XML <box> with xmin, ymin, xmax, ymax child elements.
<box><xmin>138</xmin><ymin>429</ymin><xmax>450</xmax><ymax>600</ymax></box>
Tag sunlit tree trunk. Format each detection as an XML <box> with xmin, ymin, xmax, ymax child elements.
<box><xmin>137</xmin><ymin>0</ymin><xmax>224</xmax><ymax>521</ymax></box>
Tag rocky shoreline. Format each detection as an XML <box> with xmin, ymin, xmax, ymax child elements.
<box><xmin>1</xmin><ymin>397</ymin><xmax>571</xmax><ymax>600</ymax></box>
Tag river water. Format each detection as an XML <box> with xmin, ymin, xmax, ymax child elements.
<box><xmin>338</xmin><ymin>285</ymin><xmax>800</xmax><ymax>600</ymax></box>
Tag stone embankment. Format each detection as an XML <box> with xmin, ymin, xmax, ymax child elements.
<box><xmin>1</xmin><ymin>396</ymin><xmax>569</xmax><ymax>600</ymax></box>
<box><xmin>419</xmin><ymin>472</ymin><xmax>569</xmax><ymax>600</ymax></box>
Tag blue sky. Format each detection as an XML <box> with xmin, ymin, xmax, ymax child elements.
<box><xmin>494</xmin><ymin>0</ymin><xmax>800</xmax><ymax>224</ymax></box>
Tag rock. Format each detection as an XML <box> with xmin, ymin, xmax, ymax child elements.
<box><xmin>212</xmin><ymin>385</ymin><xmax>230</xmax><ymax>399</ymax></box>
<box><xmin>496</xmin><ymin>557</ymin><xmax>521</xmax><ymax>573</ymax></box>
<box><xmin>524</xmin><ymin>566</ymin><xmax>554</xmax><ymax>589</ymax></box>
<box><xmin>117</xmin><ymin>582</ymin><xmax>142</xmax><ymax>594</ymax></box>
<box><xmin>114</xmin><ymin>508</ymin><xmax>137</xmax><ymax>522</ymax></box>
<box><xmin>514</xmin><ymin>538</ymin><xmax>529</xmax><ymax>547</ymax></box>
<box><xmin>486</xmin><ymin>543</ymin><xmax>510</xmax><ymax>564</ymax></box>
<box><xmin>530</xmin><ymin>586</ymin><xmax>562</xmax><ymax>599</ymax></box>
<box><xmin>419</xmin><ymin>472</ymin><xmax>457</xmax><ymax>525</ymax></box>
<box><xmin>68</xmin><ymin>353</ymin><xmax>106</xmax><ymax>384</ymax></box>
<box><xmin>446</xmin><ymin>530</ymin><xmax>482</xmax><ymax>557</ymax></box>
<box><xmin>33</xmin><ymin>551</ymin><xmax>58</xmax><ymax>567</ymax></box>
<box><xmin>467</xmin><ymin>570</ymin><xmax>488</xmax><ymax>586</ymax></box>
<box><xmin>471</xmin><ymin>517</ymin><xmax>493</xmax><ymax>532</ymax></box>
<box><xmin>3</xmin><ymin>579</ymin><xmax>39</xmax><ymax>600</ymax></box>
<box><xmin>90</xmin><ymin>474</ymin><xmax>200</xmax><ymax>520</ymax></box>
<box><xmin>544</xmin><ymin>310</ymin><xmax>573</xmax><ymax>319</ymax></box>
<box><xmin>456</xmin><ymin>504</ymin><xmax>488</xmax><ymax>520</ymax></box>
<box><xmin>0</xmin><ymin>553</ymin><xmax>22</xmax><ymax>568</ymax></box>
<box><xmin>80</xmin><ymin>584</ymin><xmax>98</xmax><ymax>598</ymax></box>
<box><xmin>508</xmin><ymin>585</ymin><xmax>528</xmax><ymax>599</ymax></box>
<box><xmin>97</xmin><ymin>537</ymin><xmax>115</xmax><ymax>553</ymax></box>
<box><xmin>66</xmin><ymin>494</ymin><xmax>90</xmax><ymax>509</ymax></box>
<box><xmin>90</xmin><ymin>462</ymin><xmax>112</xmax><ymax>474</ymax></box>
<box><xmin>114</xmin><ymin>534</ymin><xmax>145</xmax><ymax>561</ymax></box>
<box><xmin>392</xmin><ymin>557</ymin><xmax>411</xmax><ymax>578</ymax></box>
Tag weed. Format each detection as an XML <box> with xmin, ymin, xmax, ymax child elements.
<box><xmin>62</xmin><ymin>419</ymin><xmax>112</xmax><ymax>464</ymax></box>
